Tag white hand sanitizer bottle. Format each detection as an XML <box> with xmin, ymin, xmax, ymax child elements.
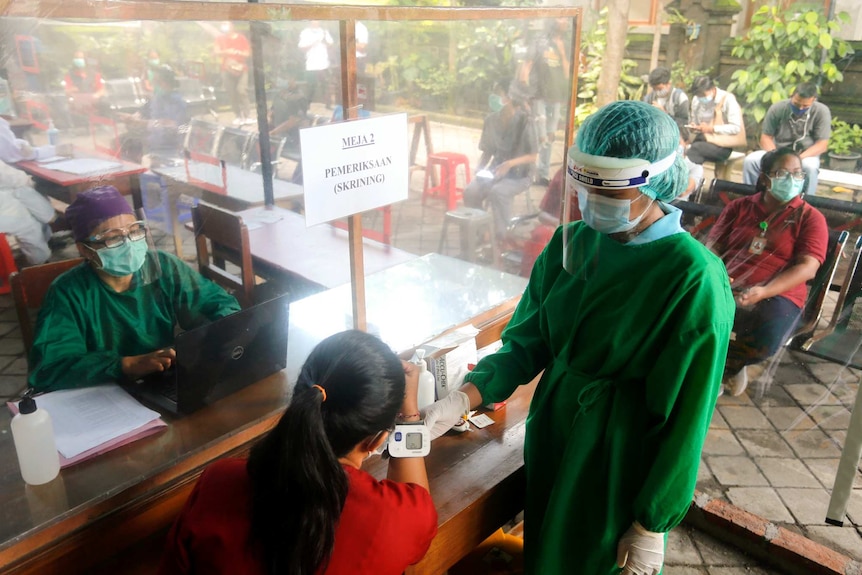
<box><xmin>47</xmin><ymin>120</ymin><xmax>60</xmax><ymax>146</ymax></box>
<box><xmin>414</xmin><ymin>349</ymin><xmax>436</xmax><ymax>410</ymax></box>
<box><xmin>11</xmin><ymin>396</ymin><xmax>60</xmax><ymax>485</ymax></box>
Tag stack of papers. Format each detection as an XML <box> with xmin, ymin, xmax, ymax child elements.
<box><xmin>44</xmin><ymin>158</ymin><xmax>123</xmax><ymax>175</ymax></box>
<box><xmin>9</xmin><ymin>385</ymin><xmax>166</xmax><ymax>468</ymax></box>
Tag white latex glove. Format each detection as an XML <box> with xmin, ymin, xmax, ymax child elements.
<box><xmin>421</xmin><ymin>390</ymin><xmax>470</xmax><ymax>440</ymax></box>
<box><xmin>616</xmin><ymin>521</ymin><xmax>665</xmax><ymax>575</ymax></box>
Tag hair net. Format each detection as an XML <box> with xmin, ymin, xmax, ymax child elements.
<box><xmin>66</xmin><ymin>186</ymin><xmax>134</xmax><ymax>242</ymax></box>
<box><xmin>575</xmin><ymin>100</ymin><xmax>688</xmax><ymax>201</ymax></box>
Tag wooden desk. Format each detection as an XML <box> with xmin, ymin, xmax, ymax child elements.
<box><xmin>0</xmin><ymin>259</ymin><xmax>528</xmax><ymax>575</ymax></box>
<box><xmin>240</xmin><ymin>206</ymin><xmax>416</xmax><ymax>291</ymax></box>
<box><xmin>17</xmin><ymin>154</ymin><xmax>147</xmax><ymax>211</ymax></box>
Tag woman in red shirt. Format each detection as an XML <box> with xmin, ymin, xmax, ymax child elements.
<box><xmin>158</xmin><ymin>330</ymin><xmax>437</xmax><ymax>574</ymax></box>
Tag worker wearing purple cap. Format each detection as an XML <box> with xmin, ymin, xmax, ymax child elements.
<box><xmin>28</xmin><ymin>186</ymin><xmax>240</xmax><ymax>391</ymax></box>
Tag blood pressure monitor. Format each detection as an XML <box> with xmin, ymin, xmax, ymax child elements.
<box><xmin>388</xmin><ymin>423</ymin><xmax>431</xmax><ymax>458</ymax></box>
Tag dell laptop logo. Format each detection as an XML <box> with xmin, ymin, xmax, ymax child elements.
<box><xmin>231</xmin><ymin>346</ymin><xmax>245</xmax><ymax>360</ymax></box>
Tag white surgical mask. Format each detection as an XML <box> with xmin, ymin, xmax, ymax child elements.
<box><xmin>577</xmin><ymin>188</ymin><xmax>654</xmax><ymax>235</ymax></box>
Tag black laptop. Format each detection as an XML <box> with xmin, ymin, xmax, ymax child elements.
<box><xmin>123</xmin><ymin>295</ymin><xmax>290</xmax><ymax>415</ymax></box>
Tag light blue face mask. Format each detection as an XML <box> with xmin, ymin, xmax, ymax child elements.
<box><xmin>488</xmin><ymin>94</ymin><xmax>504</xmax><ymax>113</ymax></box>
<box><xmin>697</xmin><ymin>94</ymin><xmax>714</xmax><ymax>104</ymax></box>
<box><xmin>577</xmin><ymin>188</ymin><xmax>654</xmax><ymax>235</ymax></box>
<box><xmin>73</xmin><ymin>58</ymin><xmax>86</xmax><ymax>68</ymax></box>
<box><xmin>95</xmin><ymin>238</ymin><xmax>149</xmax><ymax>277</ymax></box>
<box><xmin>768</xmin><ymin>174</ymin><xmax>805</xmax><ymax>203</ymax></box>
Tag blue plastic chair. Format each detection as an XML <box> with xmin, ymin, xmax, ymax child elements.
<box><xmin>140</xmin><ymin>171</ymin><xmax>196</xmax><ymax>235</ymax></box>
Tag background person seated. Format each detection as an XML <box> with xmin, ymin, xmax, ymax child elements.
<box><xmin>0</xmin><ymin>116</ymin><xmax>59</xmax><ymax>265</ymax></box>
<box><xmin>463</xmin><ymin>78</ymin><xmax>537</xmax><ymax>243</ymax></box>
<box><xmin>119</xmin><ymin>66</ymin><xmax>190</xmax><ymax>165</ymax></box>
<box><xmin>743</xmin><ymin>82</ymin><xmax>831</xmax><ymax>197</ymax></box>
<box><xmin>686</xmin><ymin>76</ymin><xmax>744</xmax><ymax>166</ymax></box>
<box><xmin>158</xmin><ymin>330</ymin><xmax>437</xmax><ymax>575</ymax></box>
<box><xmin>63</xmin><ymin>50</ymin><xmax>106</xmax><ymax>117</ymax></box>
<box><xmin>642</xmin><ymin>66</ymin><xmax>689</xmax><ymax>129</ymax></box>
<box><xmin>28</xmin><ymin>186</ymin><xmax>240</xmax><ymax>392</ymax></box>
<box><xmin>707</xmin><ymin>148</ymin><xmax>828</xmax><ymax>396</ymax></box>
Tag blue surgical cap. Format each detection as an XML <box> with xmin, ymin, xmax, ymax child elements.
<box><xmin>575</xmin><ymin>100</ymin><xmax>688</xmax><ymax>201</ymax></box>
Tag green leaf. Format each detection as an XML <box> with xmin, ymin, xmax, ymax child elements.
<box><xmin>784</xmin><ymin>60</ymin><xmax>798</xmax><ymax>75</ymax></box>
<box><xmin>804</xmin><ymin>11</ymin><xmax>818</xmax><ymax>25</ymax></box>
<box><xmin>820</xmin><ymin>32</ymin><xmax>832</xmax><ymax>50</ymax></box>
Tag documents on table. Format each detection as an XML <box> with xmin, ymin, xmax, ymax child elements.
<box><xmin>42</xmin><ymin>158</ymin><xmax>123</xmax><ymax>175</ymax></box>
<box><xmin>9</xmin><ymin>385</ymin><xmax>165</xmax><ymax>466</ymax></box>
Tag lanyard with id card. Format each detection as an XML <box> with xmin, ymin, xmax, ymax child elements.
<box><xmin>748</xmin><ymin>221</ymin><xmax>768</xmax><ymax>255</ymax></box>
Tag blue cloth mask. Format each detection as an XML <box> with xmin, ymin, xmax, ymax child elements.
<box><xmin>577</xmin><ymin>188</ymin><xmax>654</xmax><ymax>235</ymax></box>
<box><xmin>789</xmin><ymin>103</ymin><xmax>808</xmax><ymax>116</ymax></box>
<box><xmin>768</xmin><ymin>175</ymin><xmax>805</xmax><ymax>203</ymax></box>
<box><xmin>488</xmin><ymin>94</ymin><xmax>504</xmax><ymax>113</ymax></box>
<box><xmin>96</xmin><ymin>239</ymin><xmax>148</xmax><ymax>277</ymax></box>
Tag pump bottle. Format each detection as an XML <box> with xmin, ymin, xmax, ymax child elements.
<box><xmin>47</xmin><ymin>120</ymin><xmax>59</xmax><ymax>146</ymax></box>
<box><xmin>414</xmin><ymin>349</ymin><xmax>436</xmax><ymax>410</ymax></box>
<box><xmin>11</xmin><ymin>396</ymin><xmax>60</xmax><ymax>485</ymax></box>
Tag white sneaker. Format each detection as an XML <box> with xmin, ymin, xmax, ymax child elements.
<box><xmin>726</xmin><ymin>367</ymin><xmax>749</xmax><ymax>396</ymax></box>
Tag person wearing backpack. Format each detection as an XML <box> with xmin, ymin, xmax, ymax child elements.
<box><xmin>642</xmin><ymin>66</ymin><xmax>689</xmax><ymax>129</ymax></box>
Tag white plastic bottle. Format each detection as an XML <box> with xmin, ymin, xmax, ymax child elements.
<box><xmin>47</xmin><ymin>120</ymin><xmax>59</xmax><ymax>146</ymax></box>
<box><xmin>414</xmin><ymin>349</ymin><xmax>436</xmax><ymax>410</ymax></box>
<box><xmin>11</xmin><ymin>396</ymin><xmax>60</xmax><ymax>485</ymax></box>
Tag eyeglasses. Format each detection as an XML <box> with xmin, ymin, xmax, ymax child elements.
<box><xmin>767</xmin><ymin>169</ymin><xmax>806</xmax><ymax>181</ymax></box>
<box><xmin>86</xmin><ymin>221</ymin><xmax>148</xmax><ymax>249</ymax></box>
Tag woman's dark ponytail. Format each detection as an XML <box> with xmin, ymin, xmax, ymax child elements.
<box><xmin>247</xmin><ymin>330</ymin><xmax>405</xmax><ymax>575</ymax></box>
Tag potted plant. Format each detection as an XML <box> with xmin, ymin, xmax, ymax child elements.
<box><xmin>828</xmin><ymin>118</ymin><xmax>862</xmax><ymax>172</ymax></box>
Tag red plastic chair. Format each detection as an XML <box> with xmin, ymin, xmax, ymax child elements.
<box><xmin>0</xmin><ymin>233</ymin><xmax>19</xmax><ymax>295</ymax></box>
<box><xmin>89</xmin><ymin>115</ymin><xmax>121</xmax><ymax>158</ymax></box>
<box><xmin>423</xmin><ymin>152</ymin><xmax>471</xmax><ymax>211</ymax></box>
<box><xmin>185</xmin><ymin>150</ymin><xmax>228</xmax><ymax>196</ymax></box>
<box><xmin>332</xmin><ymin>206</ymin><xmax>393</xmax><ymax>245</ymax></box>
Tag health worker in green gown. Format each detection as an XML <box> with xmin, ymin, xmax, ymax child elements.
<box><xmin>28</xmin><ymin>186</ymin><xmax>240</xmax><ymax>392</ymax></box>
<box><xmin>422</xmin><ymin>101</ymin><xmax>735</xmax><ymax>575</ymax></box>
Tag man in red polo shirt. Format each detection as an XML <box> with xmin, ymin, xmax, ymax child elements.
<box><xmin>707</xmin><ymin>147</ymin><xmax>828</xmax><ymax>396</ymax></box>
<box><xmin>215</xmin><ymin>22</ymin><xmax>252</xmax><ymax>126</ymax></box>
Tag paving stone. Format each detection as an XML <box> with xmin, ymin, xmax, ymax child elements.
<box><xmin>808</xmin><ymin>362</ymin><xmax>862</xmax><ymax>386</ymax></box>
<box><xmin>735</xmin><ymin>429</ymin><xmax>795</xmax><ymax>458</ymax></box>
<box><xmin>0</xmin><ymin>321</ymin><xmax>19</xmax><ymax>337</ymax></box>
<box><xmin>717</xmin><ymin>406</ymin><xmax>772</xmax><ymax>430</ymax></box>
<box><xmin>0</xmin><ymin>336</ymin><xmax>23</xmax><ymax>356</ymax></box>
<box><xmin>805</xmin><ymin>525</ymin><xmax>862</xmax><ymax>559</ymax></box>
<box><xmin>760</xmin><ymin>405</ymin><xmax>816</xmax><ymax>432</ymax></box>
<box><xmin>0</xmin><ymin>374</ymin><xmax>27</xmax><ymax>399</ymax></box>
<box><xmin>706</xmin><ymin>456</ymin><xmax>768</xmax><ymax>487</ymax></box>
<box><xmin>782</xmin><ymin>428</ymin><xmax>842</xmax><ymax>458</ymax></box>
<box><xmin>846</xmin><ymin>488</ymin><xmax>862</xmax><ymax>525</ymax></box>
<box><xmin>784</xmin><ymin>383</ymin><xmax>843</xmax><ymax>406</ymax></box>
<box><xmin>716</xmin><ymin>392</ymin><xmax>755</xmax><ymax>407</ymax></box>
<box><xmin>710</xmin><ymin>409</ymin><xmax>728</xmax><ymax>430</ymax></box>
<box><xmin>756</xmin><ymin>457</ymin><xmax>821</xmax><ymax>488</ymax></box>
<box><xmin>666</xmin><ymin>526</ymin><xmax>703</xmax><ymax>565</ymax></box>
<box><xmin>698</xmin><ymin>458</ymin><xmax>715</xmax><ymax>484</ymax></box>
<box><xmin>752</xmin><ymin>384</ymin><xmax>797</xmax><ymax>408</ymax></box>
<box><xmin>690</xmin><ymin>526</ymin><xmax>761</xmax><ymax>565</ymax></box>
<box><xmin>826</xmin><ymin>428</ymin><xmax>847</xmax><ymax>446</ymax></box>
<box><xmin>708</xmin><ymin>567</ymin><xmax>784</xmax><ymax>575</ymax></box>
<box><xmin>806</xmin><ymin>405</ymin><xmax>852</xmax><ymax>430</ymax></box>
<box><xmin>725</xmin><ymin>487</ymin><xmax>794</xmax><ymax>523</ymax></box>
<box><xmin>703</xmin><ymin>429</ymin><xmax>746</xmax><ymax>456</ymax></box>
<box><xmin>1</xmin><ymin>357</ymin><xmax>28</xmax><ymax>376</ymax></box>
<box><xmin>777</xmin><ymin>487</ymin><xmax>831</xmax><ymax>525</ymax></box>
<box><xmin>834</xmin><ymin>382</ymin><xmax>860</xmax><ymax>407</ymax></box>
<box><xmin>0</xmin><ymin>307</ymin><xmax>17</xmax><ymax>322</ymax></box>
<box><xmin>804</xmin><ymin>458</ymin><xmax>861</xmax><ymax>490</ymax></box>
<box><xmin>663</xmin><ymin>567</ymin><xmax>707</xmax><ymax>575</ymax></box>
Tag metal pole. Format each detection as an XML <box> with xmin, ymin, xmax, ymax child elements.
<box><xmin>248</xmin><ymin>0</ymin><xmax>275</xmax><ymax>207</ymax></box>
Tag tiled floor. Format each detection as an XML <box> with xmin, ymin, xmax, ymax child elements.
<box><xmin>5</xmin><ymin>112</ymin><xmax>861</xmax><ymax>570</ymax></box>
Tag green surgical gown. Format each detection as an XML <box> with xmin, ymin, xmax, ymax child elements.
<box><xmin>29</xmin><ymin>251</ymin><xmax>241</xmax><ymax>391</ymax></box>
<box><xmin>464</xmin><ymin>222</ymin><xmax>734</xmax><ymax>574</ymax></box>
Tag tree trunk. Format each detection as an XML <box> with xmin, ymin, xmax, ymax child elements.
<box><xmin>596</xmin><ymin>0</ymin><xmax>632</xmax><ymax>107</ymax></box>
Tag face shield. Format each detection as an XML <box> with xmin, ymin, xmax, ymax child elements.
<box><xmin>81</xmin><ymin>214</ymin><xmax>162</xmax><ymax>286</ymax></box>
<box><xmin>562</xmin><ymin>148</ymin><xmax>676</xmax><ymax>276</ymax></box>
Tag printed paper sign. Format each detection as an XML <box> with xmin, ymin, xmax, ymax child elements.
<box><xmin>300</xmin><ymin>113</ymin><xmax>408</xmax><ymax>227</ymax></box>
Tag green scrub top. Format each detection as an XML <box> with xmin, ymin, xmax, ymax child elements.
<box><xmin>465</xmin><ymin>222</ymin><xmax>734</xmax><ymax>574</ymax></box>
<box><xmin>29</xmin><ymin>250</ymin><xmax>241</xmax><ymax>391</ymax></box>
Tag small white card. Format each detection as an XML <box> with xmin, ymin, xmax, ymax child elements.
<box><xmin>468</xmin><ymin>413</ymin><xmax>495</xmax><ymax>429</ymax></box>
